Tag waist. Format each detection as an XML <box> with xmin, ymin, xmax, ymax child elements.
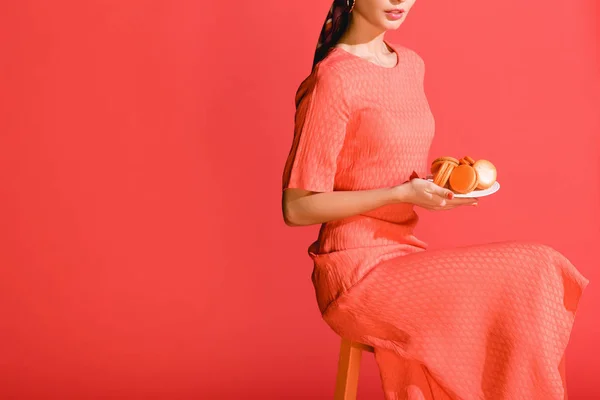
<box><xmin>313</xmin><ymin>210</ymin><xmax>427</xmax><ymax>254</ymax></box>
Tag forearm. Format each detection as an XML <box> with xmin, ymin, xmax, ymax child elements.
<box><xmin>284</xmin><ymin>186</ymin><xmax>406</xmax><ymax>226</ymax></box>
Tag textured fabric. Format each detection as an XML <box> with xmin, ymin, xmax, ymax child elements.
<box><xmin>282</xmin><ymin>42</ymin><xmax>590</xmax><ymax>399</ymax></box>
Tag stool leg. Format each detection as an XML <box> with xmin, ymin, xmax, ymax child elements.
<box><xmin>334</xmin><ymin>339</ymin><xmax>363</xmax><ymax>400</ymax></box>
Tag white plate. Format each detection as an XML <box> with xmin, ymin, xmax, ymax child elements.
<box><xmin>426</xmin><ymin>179</ymin><xmax>500</xmax><ymax>198</ymax></box>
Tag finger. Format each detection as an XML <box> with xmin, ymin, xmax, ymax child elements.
<box><xmin>431</xmin><ymin>184</ymin><xmax>454</xmax><ymax>200</ymax></box>
<box><xmin>424</xmin><ymin>182</ymin><xmax>451</xmax><ymax>203</ymax></box>
<box><xmin>442</xmin><ymin>199</ymin><xmax>475</xmax><ymax>209</ymax></box>
<box><xmin>461</xmin><ymin>200</ymin><xmax>479</xmax><ymax>207</ymax></box>
<box><xmin>429</xmin><ymin>193</ymin><xmax>447</xmax><ymax>207</ymax></box>
<box><xmin>440</xmin><ymin>204</ymin><xmax>460</xmax><ymax>210</ymax></box>
<box><xmin>422</xmin><ymin>194</ymin><xmax>442</xmax><ymax>208</ymax></box>
<box><xmin>424</xmin><ymin>191</ymin><xmax>448</xmax><ymax>208</ymax></box>
<box><xmin>422</xmin><ymin>190</ymin><xmax>434</xmax><ymax>201</ymax></box>
<box><xmin>447</xmin><ymin>198</ymin><xmax>478</xmax><ymax>205</ymax></box>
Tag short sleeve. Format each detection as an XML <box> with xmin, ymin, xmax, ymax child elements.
<box><xmin>282</xmin><ymin>67</ymin><xmax>351</xmax><ymax>193</ymax></box>
<box><xmin>410</xmin><ymin>48</ymin><xmax>426</xmax><ymax>82</ymax></box>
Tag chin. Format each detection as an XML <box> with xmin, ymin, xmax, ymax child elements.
<box><xmin>382</xmin><ymin>20</ymin><xmax>404</xmax><ymax>30</ymax></box>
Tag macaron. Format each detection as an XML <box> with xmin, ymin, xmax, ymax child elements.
<box><xmin>431</xmin><ymin>156</ymin><xmax>459</xmax><ymax>175</ymax></box>
<box><xmin>463</xmin><ymin>156</ymin><xmax>475</xmax><ymax>165</ymax></box>
<box><xmin>433</xmin><ymin>161</ymin><xmax>459</xmax><ymax>188</ymax></box>
<box><xmin>449</xmin><ymin>164</ymin><xmax>479</xmax><ymax>194</ymax></box>
<box><xmin>473</xmin><ymin>159</ymin><xmax>497</xmax><ymax>190</ymax></box>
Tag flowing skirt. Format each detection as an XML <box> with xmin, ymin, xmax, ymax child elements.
<box><xmin>317</xmin><ymin>241</ymin><xmax>589</xmax><ymax>399</ymax></box>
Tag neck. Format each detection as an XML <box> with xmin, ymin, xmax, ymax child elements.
<box><xmin>338</xmin><ymin>14</ymin><xmax>388</xmax><ymax>54</ymax></box>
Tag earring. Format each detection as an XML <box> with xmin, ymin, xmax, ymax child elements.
<box><xmin>346</xmin><ymin>0</ymin><xmax>355</xmax><ymax>12</ymax></box>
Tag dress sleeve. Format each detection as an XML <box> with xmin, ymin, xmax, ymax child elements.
<box><xmin>282</xmin><ymin>67</ymin><xmax>351</xmax><ymax>193</ymax></box>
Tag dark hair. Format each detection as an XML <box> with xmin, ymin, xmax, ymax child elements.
<box><xmin>312</xmin><ymin>1</ymin><xmax>352</xmax><ymax>69</ymax></box>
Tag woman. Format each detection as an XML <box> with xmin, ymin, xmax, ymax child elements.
<box><xmin>281</xmin><ymin>0</ymin><xmax>590</xmax><ymax>398</ymax></box>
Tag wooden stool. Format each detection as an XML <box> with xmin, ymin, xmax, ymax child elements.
<box><xmin>334</xmin><ymin>338</ymin><xmax>375</xmax><ymax>400</ymax></box>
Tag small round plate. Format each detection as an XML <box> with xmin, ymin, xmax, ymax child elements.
<box><xmin>426</xmin><ymin>179</ymin><xmax>501</xmax><ymax>198</ymax></box>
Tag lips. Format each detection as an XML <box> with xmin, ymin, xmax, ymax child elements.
<box><xmin>385</xmin><ymin>9</ymin><xmax>405</xmax><ymax>14</ymax></box>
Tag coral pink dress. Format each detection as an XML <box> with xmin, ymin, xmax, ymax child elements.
<box><xmin>282</xmin><ymin>42</ymin><xmax>589</xmax><ymax>399</ymax></box>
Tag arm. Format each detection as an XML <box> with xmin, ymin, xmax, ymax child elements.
<box><xmin>282</xmin><ymin>179</ymin><xmax>475</xmax><ymax>227</ymax></box>
<box><xmin>282</xmin><ymin>186</ymin><xmax>402</xmax><ymax>226</ymax></box>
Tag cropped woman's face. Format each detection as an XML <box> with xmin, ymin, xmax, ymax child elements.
<box><xmin>353</xmin><ymin>0</ymin><xmax>417</xmax><ymax>31</ymax></box>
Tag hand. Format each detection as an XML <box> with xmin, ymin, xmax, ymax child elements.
<box><xmin>393</xmin><ymin>178</ymin><xmax>478</xmax><ymax>211</ymax></box>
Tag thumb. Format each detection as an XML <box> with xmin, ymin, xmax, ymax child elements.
<box><xmin>431</xmin><ymin>183</ymin><xmax>454</xmax><ymax>200</ymax></box>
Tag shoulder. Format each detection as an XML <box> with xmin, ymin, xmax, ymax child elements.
<box><xmin>389</xmin><ymin>43</ymin><xmax>427</xmax><ymax>78</ymax></box>
<box><xmin>312</xmin><ymin>62</ymin><xmax>347</xmax><ymax>89</ymax></box>
<box><xmin>389</xmin><ymin>43</ymin><xmax>425</xmax><ymax>66</ymax></box>
<box><xmin>313</xmin><ymin>50</ymin><xmax>351</xmax><ymax>83</ymax></box>
<box><xmin>295</xmin><ymin>60</ymin><xmax>348</xmax><ymax>106</ymax></box>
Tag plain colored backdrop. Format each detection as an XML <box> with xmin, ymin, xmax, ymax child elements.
<box><xmin>1</xmin><ymin>0</ymin><xmax>598</xmax><ymax>398</ymax></box>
